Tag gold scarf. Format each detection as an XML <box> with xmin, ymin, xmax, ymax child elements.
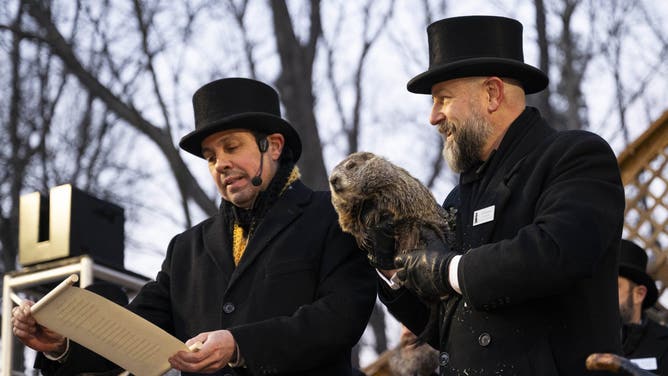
<box><xmin>232</xmin><ymin>167</ymin><xmax>301</xmax><ymax>265</ymax></box>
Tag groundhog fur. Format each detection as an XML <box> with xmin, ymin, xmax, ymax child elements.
<box><xmin>329</xmin><ymin>151</ymin><xmax>454</xmax><ymax>256</ymax></box>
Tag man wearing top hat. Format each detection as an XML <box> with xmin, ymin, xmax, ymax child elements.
<box><xmin>12</xmin><ymin>78</ymin><xmax>376</xmax><ymax>375</ymax></box>
<box><xmin>366</xmin><ymin>15</ymin><xmax>625</xmax><ymax>375</ymax></box>
<box><xmin>619</xmin><ymin>239</ymin><xmax>668</xmax><ymax>375</ymax></box>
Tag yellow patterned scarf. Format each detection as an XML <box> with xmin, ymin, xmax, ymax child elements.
<box><xmin>232</xmin><ymin>167</ymin><xmax>301</xmax><ymax>265</ymax></box>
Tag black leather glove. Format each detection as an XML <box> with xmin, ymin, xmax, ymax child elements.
<box><xmin>366</xmin><ymin>219</ymin><xmax>398</xmax><ymax>270</ymax></box>
<box><xmin>394</xmin><ymin>245</ymin><xmax>456</xmax><ymax>300</ymax></box>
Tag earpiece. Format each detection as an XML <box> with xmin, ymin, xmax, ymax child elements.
<box><xmin>258</xmin><ymin>138</ymin><xmax>269</xmax><ymax>153</ymax></box>
<box><xmin>252</xmin><ymin>138</ymin><xmax>269</xmax><ymax>187</ymax></box>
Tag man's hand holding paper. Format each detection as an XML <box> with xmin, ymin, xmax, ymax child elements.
<box><xmin>11</xmin><ymin>300</ymin><xmax>67</xmax><ymax>356</ymax></box>
<box><xmin>169</xmin><ymin>330</ymin><xmax>237</xmax><ymax>373</ymax></box>
<box><xmin>10</xmin><ymin>275</ymin><xmax>212</xmax><ymax>376</ymax></box>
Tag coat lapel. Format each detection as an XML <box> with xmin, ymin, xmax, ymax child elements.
<box><xmin>227</xmin><ymin>181</ymin><xmax>312</xmax><ymax>288</ymax></box>
<box><xmin>469</xmin><ymin>109</ymin><xmax>554</xmax><ymax>245</ymax></box>
<box><xmin>202</xmin><ymin>214</ymin><xmax>235</xmax><ymax>286</ymax></box>
<box><xmin>471</xmin><ymin>161</ymin><xmax>518</xmax><ymax>244</ymax></box>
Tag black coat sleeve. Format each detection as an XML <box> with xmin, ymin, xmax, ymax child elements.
<box><xmin>34</xmin><ymin>341</ymin><xmax>123</xmax><ymax>376</ymax></box>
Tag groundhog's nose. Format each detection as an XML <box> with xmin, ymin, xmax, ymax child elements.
<box><xmin>329</xmin><ymin>175</ymin><xmax>342</xmax><ymax>192</ymax></box>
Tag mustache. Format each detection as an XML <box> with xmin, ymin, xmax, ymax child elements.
<box><xmin>437</xmin><ymin>121</ymin><xmax>455</xmax><ymax>136</ymax></box>
<box><xmin>220</xmin><ymin>168</ymin><xmax>246</xmax><ymax>178</ymax></box>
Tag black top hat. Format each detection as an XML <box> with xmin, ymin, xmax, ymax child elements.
<box><xmin>179</xmin><ymin>78</ymin><xmax>302</xmax><ymax>161</ymax></box>
<box><xmin>619</xmin><ymin>239</ymin><xmax>658</xmax><ymax>309</ymax></box>
<box><xmin>407</xmin><ymin>16</ymin><xmax>549</xmax><ymax>94</ymax></box>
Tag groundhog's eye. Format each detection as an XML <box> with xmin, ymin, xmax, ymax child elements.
<box><xmin>345</xmin><ymin>161</ymin><xmax>357</xmax><ymax>170</ymax></box>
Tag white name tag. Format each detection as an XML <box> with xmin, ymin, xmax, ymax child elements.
<box><xmin>630</xmin><ymin>357</ymin><xmax>658</xmax><ymax>370</ymax></box>
<box><xmin>473</xmin><ymin>205</ymin><xmax>495</xmax><ymax>226</ymax></box>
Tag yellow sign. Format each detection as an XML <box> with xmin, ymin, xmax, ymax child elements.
<box><xmin>19</xmin><ymin>184</ymin><xmax>75</xmax><ymax>265</ymax></box>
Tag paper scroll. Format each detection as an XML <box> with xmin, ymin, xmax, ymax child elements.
<box><xmin>31</xmin><ymin>275</ymin><xmax>191</xmax><ymax>376</ymax></box>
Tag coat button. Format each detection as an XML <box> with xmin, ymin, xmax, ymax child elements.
<box><xmin>223</xmin><ymin>302</ymin><xmax>235</xmax><ymax>313</ymax></box>
<box><xmin>478</xmin><ymin>332</ymin><xmax>491</xmax><ymax>347</ymax></box>
<box><xmin>439</xmin><ymin>352</ymin><xmax>449</xmax><ymax>366</ymax></box>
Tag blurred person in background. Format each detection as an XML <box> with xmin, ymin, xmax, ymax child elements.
<box><xmin>619</xmin><ymin>239</ymin><xmax>668</xmax><ymax>375</ymax></box>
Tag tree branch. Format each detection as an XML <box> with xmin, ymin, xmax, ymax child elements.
<box><xmin>24</xmin><ymin>0</ymin><xmax>216</xmax><ymax>216</ymax></box>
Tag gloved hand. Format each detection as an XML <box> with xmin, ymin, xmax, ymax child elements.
<box><xmin>395</xmin><ymin>245</ymin><xmax>456</xmax><ymax>300</ymax></box>
<box><xmin>366</xmin><ymin>219</ymin><xmax>398</xmax><ymax>270</ymax></box>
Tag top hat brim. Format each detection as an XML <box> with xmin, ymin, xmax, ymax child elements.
<box><xmin>407</xmin><ymin>57</ymin><xmax>549</xmax><ymax>95</ymax></box>
<box><xmin>620</xmin><ymin>265</ymin><xmax>659</xmax><ymax>309</ymax></box>
<box><xmin>179</xmin><ymin>112</ymin><xmax>302</xmax><ymax>161</ymax></box>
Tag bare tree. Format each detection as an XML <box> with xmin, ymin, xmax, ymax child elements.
<box><xmin>2</xmin><ymin>3</ymin><xmax>31</xmax><ymax>369</ymax></box>
<box><xmin>322</xmin><ymin>0</ymin><xmax>394</xmax><ymax>156</ymax></box>
<box><xmin>0</xmin><ymin>0</ymin><xmax>150</xmax><ymax>370</ymax></box>
<box><xmin>554</xmin><ymin>0</ymin><xmax>591</xmax><ymax>130</ymax></box>
<box><xmin>531</xmin><ymin>0</ymin><xmax>556</xmax><ymax>122</ymax></box>
<box><xmin>528</xmin><ymin>0</ymin><xmax>592</xmax><ymax>131</ymax></box>
<box><xmin>270</xmin><ymin>0</ymin><xmax>329</xmax><ymax>190</ymax></box>
<box><xmin>595</xmin><ymin>0</ymin><xmax>668</xmax><ymax>145</ymax></box>
<box><xmin>24</xmin><ymin>0</ymin><xmax>217</xmax><ymax>219</ymax></box>
<box><xmin>226</xmin><ymin>0</ymin><xmax>258</xmax><ymax>79</ymax></box>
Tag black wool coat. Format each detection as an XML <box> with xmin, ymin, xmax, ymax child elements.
<box><xmin>623</xmin><ymin>318</ymin><xmax>668</xmax><ymax>375</ymax></box>
<box><xmin>36</xmin><ymin>180</ymin><xmax>377</xmax><ymax>376</ymax></box>
<box><xmin>380</xmin><ymin>107</ymin><xmax>625</xmax><ymax>376</ymax></box>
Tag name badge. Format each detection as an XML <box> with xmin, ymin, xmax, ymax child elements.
<box><xmin>473</xmin><ymin>205</ymin><xmax>495</xmax><ymax>226</ymax></box>
<box><xmin>630</xmin><ymin>357</ymin><xmax>657</xmax><ymax>370</ymax></box>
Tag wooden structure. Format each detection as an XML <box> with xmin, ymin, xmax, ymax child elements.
<box><xmin>617</xmin><ymin>109</ymin><xmax>668</xmax><ymax>316</ymax></box>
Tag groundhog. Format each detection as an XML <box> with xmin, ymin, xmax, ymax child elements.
<box><xmin>329</xmin><ymin>151</ymin><xmax>455</xmax><ymax>256</ymax></box>
<box><xmin>329</xmin><ymin>151</ymin><xmax>457</xmax><ymax>342</ymax></box>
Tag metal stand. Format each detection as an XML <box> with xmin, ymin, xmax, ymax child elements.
<box><xmin>1</xmin><ymin>256</ymin><xmax>150</xmax><ymax>376</ymax></box>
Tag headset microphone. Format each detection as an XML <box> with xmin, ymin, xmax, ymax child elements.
<box><xmin>251</xmin><ymin>138</ymin><xmax>269</xmax><ymax>187</ymax></box>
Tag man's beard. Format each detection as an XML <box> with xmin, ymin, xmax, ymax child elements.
<box><xmin>439</xmin><ymin>108</ymin><xmax>493</xmax><ymax>173</ymax></box>
<box><xmin>388</xmin><ymin>339</ymin><xmax>439</xmax><ymax>376</ymax></box>
<box><xmin>619</xmin><ymin>287</ymin><xmax>635</xmax><ymax>324</ymax></box>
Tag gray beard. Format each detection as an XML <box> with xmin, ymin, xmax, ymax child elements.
<box><xmin>442</xmin><ymin>109</ymin><xmax>493</xmax><ymax>173</ymax></box>
<box><xmin>619</xmin><ymin>288</ymin><xmax>635</xmax><ymax>324</ymax></box>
